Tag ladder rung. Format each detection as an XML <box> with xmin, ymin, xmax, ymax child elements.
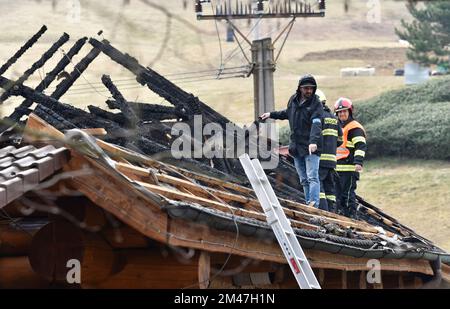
<box><xmin>268</xmin><ymin>218</ymin><xmax>278</xmax><ymax>225</ymax></box>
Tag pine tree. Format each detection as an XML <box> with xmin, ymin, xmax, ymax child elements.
<box><xmin>396</xmin><ymin>1</ymin><xmax>450</xmax><ymax>69</ymax></box>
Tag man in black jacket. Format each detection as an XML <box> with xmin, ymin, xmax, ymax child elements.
<box><xmin>316</xmin><ymin>89</ymin><xmax>342</xmax><ymax>212</ymax></box>
<box><xmin>261</xmin><ymin>74</ymin><xmax>324</xmax><ymax>208</ymax></box>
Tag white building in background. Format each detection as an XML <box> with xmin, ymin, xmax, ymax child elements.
<box><xmin>404</xmin><ymin>62</ymin><xmax>430</xmax><ymax>85</ymax></box>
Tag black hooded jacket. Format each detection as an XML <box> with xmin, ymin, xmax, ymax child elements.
<box><xmin>270</xmin><ymin>75</ymin><xmax>324</xmax><ymax>157</ymax></box>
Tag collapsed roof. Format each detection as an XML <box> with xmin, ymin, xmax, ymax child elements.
<box><xmin>0</xmin><ymin>26</ymin><xmax>449</xmax><ymax>286</ymax></box>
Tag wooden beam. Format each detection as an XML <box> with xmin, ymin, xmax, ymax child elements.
<box><xmin>359</xmin><ymin>271</ymin><xmax>367</xmax><ymax>289</ymax></box>
<box><xmin>441</xmin><ymin>263</ymin><xmax>450</xmax><ymax>283</ymax></box>
<box><xmin>115</xmin><ymin>162</ymin><xmax>152</xmax><ymax>178</ymax></box>
<box><xmin>198</xmin><ymin>251</ymin><xmax>211</xmax><ymax>289</ymax></box>
<box><xmin>166</xmin><ymin>215</ymin><xmax>286</xmax><ymax>264</ymax></box>
<box><xmin>413</xmin><ymin>276</ymin><xmax>422</xmax><ymax>288</ymax></box>
<box><xmin>80</xmin><ymin>128</ymin><xmax>107</xmax><ymax>136</ymax></box>
<box><xmin>398</xmin><ymin>273</ymin><xmax>404</xmax><ymax>289</ymax></box>
<box><xmin>115</xmin><ymin>163</ymin><xmax>382</xmax><ymax>235</ymax></box>
<box><xmin>101</xmin><ymin>226</ymin><xmax>151</xmax><ymax>249</ymax></box>
<box><xmin>24</xmin><ymin>114</ymin><xmax>106</xmax><ymax>140</ymax></box>
<box><xmin>96</xmin><ymin>138</ymin><xmax>253</xmax><ymax>195</ymax></box>
<box><xmin>136</xmin><ymin>181</ymin><xmax>266</xmax><ymax>221</ymax></box>
<box><xmin>0</xmin><ymin>256</ymin><xmax>50</xmax><ymax>288</ymax></box>
<box><xmin>24</xmin><ymin>113</ymin><xmax>65</xmax><ymax>142</ymax></box>
<box><xmin>91</xmin><ymin>249</ymin><xmax>199</xmax><ymax>289</ymax></box>
<box><xmin>136</xmin><ymin>181</ymin><xmax>322</xmax><ymax>231</ymax></box>
<box><xmin>319</xmin><ymin>268</ymin><xmax>325</xmax><ymax>286</ymax></box>
<box><xmin>306</xmin><ymin>250</ymin><xmax>434</xmax><ymax>275</ymax></box>
<box><xmin>0</xmin><ymin>223</ymin><xmax>35</xmax><ymax>256</ymax></box>
<box><xmin>342</xmin><ymin>270</ymin><xmax>348</xmax><ymax>289</ymax></box>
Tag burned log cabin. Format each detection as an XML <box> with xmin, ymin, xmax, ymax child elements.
<box><xmin>0</xmin><ymin>27</ymin><xmax>449</xmax><ymax>289</ymax></box>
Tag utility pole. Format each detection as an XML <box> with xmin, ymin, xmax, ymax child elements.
<box><xmin>252</xmin><ymin>37</ymin><xmax>274</xmax><ymax>120</ymax></box>
<box><xmin>195</xmin><ymin>0</ymin><xmax>326</xmax><ymax>121</ymax></box>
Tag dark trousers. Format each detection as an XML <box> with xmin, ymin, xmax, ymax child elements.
<box><xmin>319</xmin><ymin>167</ymin><xmax>337</xmax><ymax>212</ymax></box>
<box><xmin>335</xmin><ymin>171</ymin><xmax>359</xmax><ymax>218</ymax></box>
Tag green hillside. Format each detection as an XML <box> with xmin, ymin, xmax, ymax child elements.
<box><xmin>356</xmin><ymin>76</ymin><xmax>450</xmax><ymax>160</ymax></box>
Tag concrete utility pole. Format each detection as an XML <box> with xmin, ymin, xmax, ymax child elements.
<box><xmin>252</xmin><ymin>38</ymin><xmax>275</xmax><ymax>121</ymax></box>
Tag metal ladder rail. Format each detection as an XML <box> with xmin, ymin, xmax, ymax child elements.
<box><xmin>239</xmin><ymin>154</ymin><xmax>321</xmax><ymax>289</ymax></box>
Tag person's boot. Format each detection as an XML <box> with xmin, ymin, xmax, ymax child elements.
<box><xmin>328</xmin><ymin>201</ymin><xmax>337</xmax><ymax>213</ymax></box>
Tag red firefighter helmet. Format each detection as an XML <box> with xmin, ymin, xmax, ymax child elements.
<box><xmin>334</xmin><ymin>97</ymin><xmax>353</xmax><ymax>115</ymax></box>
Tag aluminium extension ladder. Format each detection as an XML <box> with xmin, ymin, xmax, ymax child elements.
<box><xmin>239</xmin><ymin>154</ymin><xmax>321</xmax><ymax>289</ymax></box>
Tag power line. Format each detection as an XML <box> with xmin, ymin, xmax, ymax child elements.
<box><xmin>57</xmin><ymin>73</ymin><xmax>248</xmax><ymax>97</ymax></box>
<box><xmin>43</xmin><ymin>66</ymin><xmax>251</xmax><ymax>93</ymax></box>
<box><xmin>221</xmin><ymin>0</ymin><xmax>272</xmax><ymax>67</ymax></box>
<box><xmin>211</xmin><ymin>0</ymin><xmax>224</xmax><ymax>76</ymax></box>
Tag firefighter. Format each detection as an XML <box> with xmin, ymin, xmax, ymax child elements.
<box><xmin>261</xmin><ymin>74</ymin><xmax>324</xmax><ymax>208</ymax></box>
<box><xmin>315</xmin><ymin>89</ymin><xmax>342</xmax><ymax>212</ymax></box>
<box><xmin>334</xmin><ymin>98</ymin><xmax>367</xmax><ymax>218</ymax></box>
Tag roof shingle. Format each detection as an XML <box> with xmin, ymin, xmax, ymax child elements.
<box><xmin>0</xmin><ymin>145</ymin><xmax>69</xmax><ymax>208</ymax></box>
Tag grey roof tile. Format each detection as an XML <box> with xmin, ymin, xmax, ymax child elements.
<box><xmin>0</xmin><ymin>144</ymin><xmax>70</xmax><ymax>208</ymax></box>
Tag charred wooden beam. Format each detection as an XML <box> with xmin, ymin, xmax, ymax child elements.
<box><xmin>89</xmin><ymin>38</ymin><xmax>189</xmax><ymax>110</ymax></box>
<box><xmin>50</xmin><ymin>47</ymin><xmax>101</xmax><ymax>100</ymax></box>
<box><xmin>89</xmin><ymin>38</ymin><xmax>207</xmax><ymax>118</ymax></box>
<box><xmin>0</xmin><ymin>25</ymin><xmax>47</xmax><ymax>76</ymax></box>
<box><xmin>106</xmin><ymin>100</ymin><xmax>179</xmax><ymax>114</ymax></box>
<box><xmin>0</xmin><ymin>75</ymin><xmax>64</xmax><ymax>109</ymax></box>
<box><xmin>33</xmin><ymin>104</ymin><xmax>77</xmax><ymax>131</ymax></box>
<box><xmin>89</xmin><ymin>38</ymin><xmax>230</xmax><ymax>125</ymax></box>
<box><xmin>0</xmin><ymin>33</ymin><xmax>70</xmax><ymax>103</ymax></box>
<box><xmin>101</xmin><ymin>75</ymin><xmax>138</xmax><ymax>128</ymax></box>
<box><xmin>106</xmin><ymin>99</ymin><xmax>188</xmax><ymax>120</ymax></box>
<box><xmin>0</xmin><ymin>75</ymin><xmax>117</xmax><ymax>134</ymax></box>
<box><xmin>5</xmin><ymin>37</ymin><xmax>88</xmax><ymax>124</ymax></box>
<box><xmin>87</xmin><ymin>105</ymin><xmax>126</xmax><ymax>126</ymax></box>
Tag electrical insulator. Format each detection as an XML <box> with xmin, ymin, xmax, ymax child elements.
<box><xmin>319</xmin><ymin>0</ymin><xmax>326</xmax><ymax>12</ymax></box>
<box><xmin>257</xmin><ymin>0</ymin><xmax>264</xmax><ymax>13</ymax></box>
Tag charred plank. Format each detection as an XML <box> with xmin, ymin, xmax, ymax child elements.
<box><xmin>87</xmin><ymin>105</ymin><xmax>126</xmax><ymax>126</ymax></box>
<box><xmin>101</xmin><ymin>75</ymin><xmax>138</xmax><ymax>128</ymax></box>
<box><xmin>0</xmin><ymin>33</ymin><xmax>70</xmax><ymax>103</ymax></box>
<box><xmin>6</xmin><ymin>37</ymin><xmax>88</xmax><ymax>124</ymax></box>
<box><xmin>106</xmin><ymin>99</ymin><xmax>188</xmax><ymax>121</ymax></box>
<box><xmin>50</xmin><ymin>47</ymin><xmax>101</xmax><ymax>100</ymax></box>
<box><xmin>0</xmin><ymin>25</ymin><xmax>47</xmax><ymax>76</ymax></box>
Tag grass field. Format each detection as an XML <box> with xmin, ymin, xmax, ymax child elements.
<box><xmin>358</xmin><ymin>159</ymin><xmax>450</xmax><ymax>252</ymax></box>
<box><xmin>0</xmin><ymin>0</ymin><xmax>448</xmax><ymax>250</ymax></box>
